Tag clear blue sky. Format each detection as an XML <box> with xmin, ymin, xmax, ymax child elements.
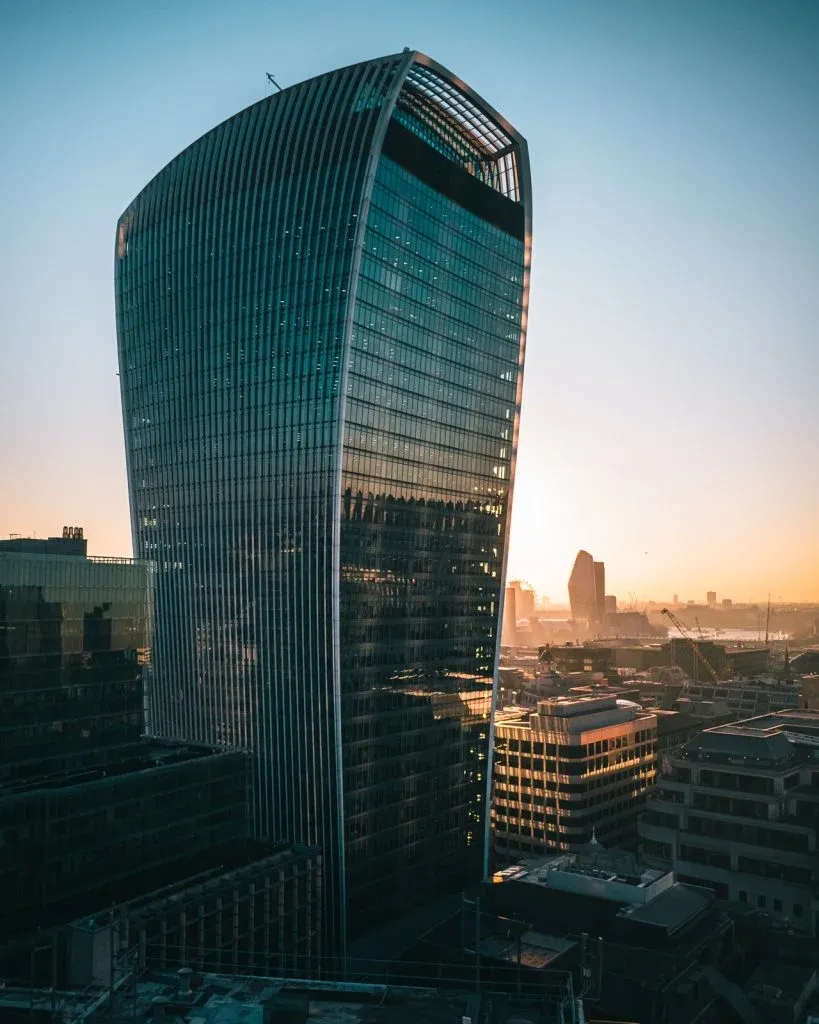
<box><xmin>1</xmin><ymin>0</ymin><xmax>818</xmax><ymax>602</ymax></box>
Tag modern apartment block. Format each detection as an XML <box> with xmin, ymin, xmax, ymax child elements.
<box><xmin>492</xmin><ymin>696</ymin><xmax>657</xmax><ymax>862</ymax></box>
<box><xmin>639</xmin><ymin>709</ymin><xmax>819</xmax><ymax>936</ymax></box>
<box><xmin>116</xmin><ymin>51</ymin><xmax>531</xmax><ymax>942</ymax></box>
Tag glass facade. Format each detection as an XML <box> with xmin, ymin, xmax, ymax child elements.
<box><xmin>116</xmin><ymin>51</ymin><xmax>531</xmax><ymax>944</ymax></box>
<box><xmin>0</xmin><ymin>552</ymin><xmax>153</xmax><ymax>783</ymax></box>
<box><xmin>0</xmin><ymin>745</ymin><xmax>248</xmax><ymax>944</ymax></box>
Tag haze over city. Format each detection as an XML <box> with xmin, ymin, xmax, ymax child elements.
<box><xmin>1</xmin><ymin>0</ymin><xmax>818</xmax><ymax>602</ymax></box>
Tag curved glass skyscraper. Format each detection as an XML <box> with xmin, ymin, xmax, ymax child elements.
<box><xmin>116</xmin><ymin>50</ymin><xmax>531</xmax><ymax>944</ymax></box>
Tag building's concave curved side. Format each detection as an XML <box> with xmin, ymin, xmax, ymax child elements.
<box><xmin>116</xmin><ymin>50</ymin><xmax>531</xmax><ymax>947</ymax></box>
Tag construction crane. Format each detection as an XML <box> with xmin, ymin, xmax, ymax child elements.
<box><xmin>661</xmin><ymin>607</ymin><xmax>722</xmax><ymax>685</ymax></box>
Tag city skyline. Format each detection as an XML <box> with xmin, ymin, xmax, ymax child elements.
<box><xmin>2</xmin><ymin>0</ymin><xmax>819</xmax><ymax>603</ymax></box>
<box><xmin>505</xmin><ymin>577</ymin><xmax>817</xmax><ymax>611</ymax></box>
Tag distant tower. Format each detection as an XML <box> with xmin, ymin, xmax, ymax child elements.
<box><xmin>516</xmin><ymin>582</ymin><xmax>536</xmax><ymax>621</ymax></box>
<box><xmin>707</xmin><ymin>591</ymin><xmax>717</xmax><ymax>608</ymax></box>
<box><xmin>503</xmin><ymin>580</ymin><xmax>535</xmax><ymax>643</ymax></box>
<box><xmin>605</xmin><ymin>595</ymin><xmax>617</xmax><ymax>614</ymax></box>
<box><xmin>569</xmin><ymin>551</ymin><xmax>604</xmax><ymax>630</ymax></box>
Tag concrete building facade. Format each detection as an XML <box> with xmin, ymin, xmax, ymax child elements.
<box><xmin>639</xmin><ymin>709</ymin><xmax>819</xmax><ymax>936</ymax></box>
<box><xmin>492</xmin><ymin>695</ymin><xmax>657</xmax><ymax>862</ymax></box>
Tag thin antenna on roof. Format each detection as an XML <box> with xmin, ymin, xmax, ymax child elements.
<box><xmin>266</xmin><ymin>72</ymin><xmax>282</xmax><ymax>93</ymax></box>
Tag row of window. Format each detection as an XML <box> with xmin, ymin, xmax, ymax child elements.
<box><xmin>349</xmin><ymin>332</ymin><xmax>516</xmax><ymax>406</ymax></box>
<box><xmin>364</xmin><ymin>220</ymin><xmax>521</xmax><ymax>305</ymax></box>
<box><xmin>353</xmin><ymin>295</ymin><xmax>519</xmax><ymax>369</ymax></box>
<box><xmin>351</xmin><ymin>319</ymin><xmax>517</xmax><ymax>402</ymax></box>
<box><xmin>495</xmin><ymin>747</ymin><xmax>655</xmax><ymax>772</ymax></box>
<box><xmin>495</xmin><ymin>767</ymin><xmax>653</xmax><ymax>797</ymax></box>
<box><xmin>360</xmin><ymin>246</ymin><xmax>520</xmax><ymax>324</ymax></box>
<box><xmin>120</xmin><ymin>271</ymin><xmax>351</xmax><ymax>359</ymax></box>
<box><xmin>497</xmin><ymin>731</ymin><xmax>655</xmax><ymax>757</ymax></box>
<box><xmin>348</xmin><ymin>370</ymin><xmax>513</xmax><ymax>436</ymax></box>
<box><xmin>737</xmin><ymin>891</ymin><xmax>804</xmax><ymax>917</ymax></box>
<box><xmin>372</xmin><ymin>159</ymin><xmax>522</xmax><ymax>271</ymax></box>
<box><xmin>346</xmin><ymin>384</ymin><xmax>511</xmax><ymax>450</ymax></box>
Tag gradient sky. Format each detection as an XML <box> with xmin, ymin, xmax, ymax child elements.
<box><xmin>1</xmin><ymin>0</ymin><xmax>818</xmax><ymax>603</ymax></box>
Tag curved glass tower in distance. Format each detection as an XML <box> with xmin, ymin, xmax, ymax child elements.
<box><xmin>116</xmin><ymin>50</ymin><xmax>531</xmax><ymax>944</ymax></box>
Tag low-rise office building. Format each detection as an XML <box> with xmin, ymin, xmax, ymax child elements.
<box><xmin>490</xmin><ymin>845</ymin><xmax>721</xmax><ymax>958</ymax></box>
<box><xmin>0</xmin><ymin>742</ymin><xmax>250</xmax><ymax>943</ymax></box>
<box><xmin>68</xmin><ymin>844</ymin><xmax>322</xmax><ymax>986</ymax></box>
<box><xmin>492</xmin><ymin>695</ymin><xmax>657</xmax><ymax>862</ymax></box>
<box><xmin>0</xmin><ymin>530</ymin><xmax>320</xmax><ymax>978</ymax></box>
<box><xmin>682</xmin><ymin>677</ymin><xmax>801</xmax><ymax>716</ymax></box>
<box><xmin>394</xmin><ymin>841</ymin><xmax>727</xmax><ymax>1024</ymax></box>
<box><xmin>0</xmin><ymin>534</ymin><xmax>153</xmax><ymax>784</ymax></box>
<box><xmin>639</xmin><ymin>709</ymin><xmax>819</xmax><ymax>936</ymax></box>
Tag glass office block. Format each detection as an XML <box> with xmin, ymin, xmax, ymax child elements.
<box><xmin>116</xmin><ymin>51</ymin><xmax>531</xmax><ymax>945</ymax></box>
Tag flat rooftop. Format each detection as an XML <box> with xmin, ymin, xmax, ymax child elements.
<box><xmin>83</xmin><ymin>972</ymin><xmax>545</xmax><ymax>1024</ymax></box>
<box><xmin>493</xmin><ymin>847</ymin><xmax>674</xmax><ymax>905</ymax></box>
<box><xmin>0</xmin><ymin>741</ymin><xmax>242</xmax><ymax>799</ymax></box>
<box><xmin>677</xmin><ymin>708</ymin><xmax>819</xmax><ymax>767</ymax></box>
<box><xmin>617</xmin><ymin>881</ymin><xmax>713</xmax><ymax>933</ymax></box>
<box><xmin>496</xmin><ymin>696</ymin><xmax>654</xmax><ymax>735</ymax></box>
<box><xmin>494</xmin><ymin>706</ymin><xmax>530</xmax><ymax>726</ymax></box>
